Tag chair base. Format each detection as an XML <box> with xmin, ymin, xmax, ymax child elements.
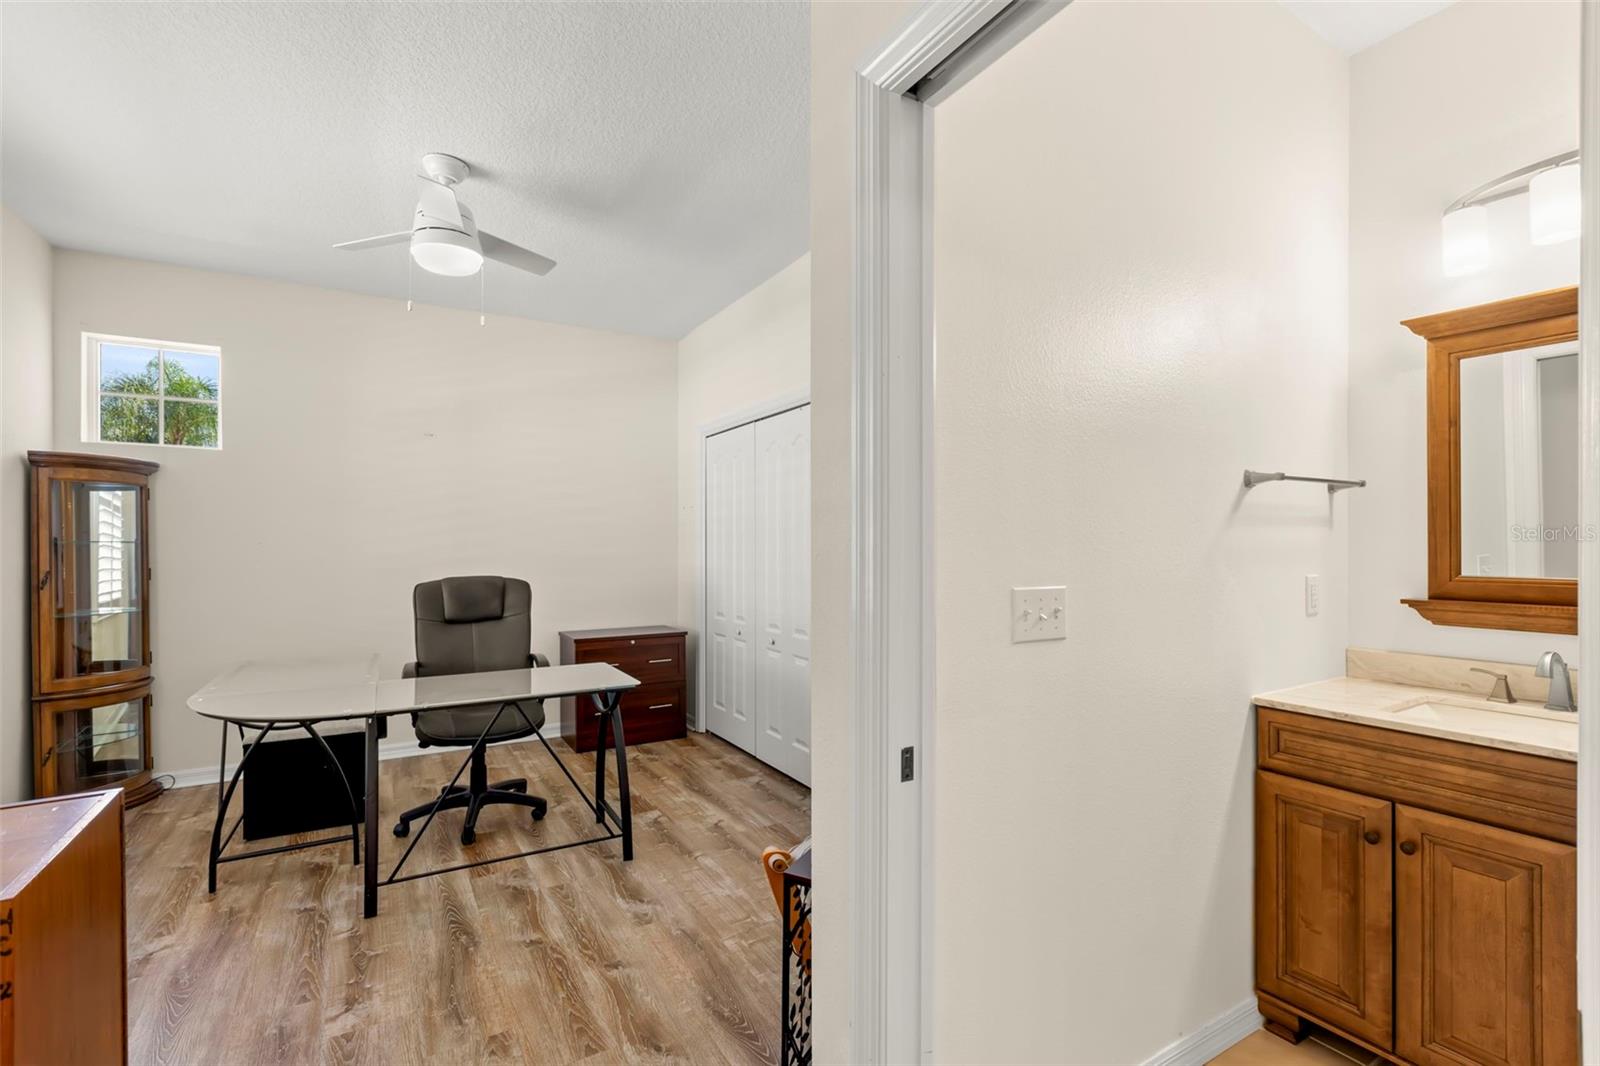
<box><xmin>393</xmin><ymin>744</ymin><xmax>548</xmax><ymax>845</ymax></box>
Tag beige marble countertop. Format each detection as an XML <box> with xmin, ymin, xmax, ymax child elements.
<box><xmin>1254</xmin><ymin>676</ymin><xmax>1578</xmax><ymax>762</ymax></box>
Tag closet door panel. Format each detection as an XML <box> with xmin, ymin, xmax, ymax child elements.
<box><xmin>755</xmin><ymin>405</ymin><xmax>811</xmax><ymax>784</ymax></box>
<box><xmin>704</xmin><ymin>424</ymin><xmax>756</xmax><ymax>753</ymax></box>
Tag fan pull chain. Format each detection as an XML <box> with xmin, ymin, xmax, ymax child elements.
<box><xmin>479</xmin><ymin>265</ymin><xmax>486</xmax><ymax>326</ymax></box>
<box><xmin>406</xmin><ymin>254</ymin><xmax>414</xmax><ymax>312</ymax></box>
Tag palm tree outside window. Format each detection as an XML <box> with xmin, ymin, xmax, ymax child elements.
<box><xmin>89</xmin><ymin>334</ymin><xmax>221</xmax><ymax>449</ymax></box>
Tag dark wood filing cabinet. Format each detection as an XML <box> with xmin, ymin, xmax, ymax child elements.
<box><xmin>559</xmin><ymin>626</ymin><xmax>687</xmax><ymax>752</ymax></box>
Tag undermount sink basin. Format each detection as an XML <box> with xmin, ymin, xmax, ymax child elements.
<box><xmin>1389</xmin><ymin>696</ymin><xmax>1577</xmax><ymax>749</ymax></box>
<box><xmin>1252</xmin><ymin>674</ymin><xmax>1578</xmax><ymax>761</ymax></box>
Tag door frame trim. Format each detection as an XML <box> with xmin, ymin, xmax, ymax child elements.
<box><xmin>1577</xmin><ymin>2</ymin><xmax>1599</xmax><ymax>1053</ymax></box>
<box><xmin>848</xmin><ymin>3</ymin><xmax>1066</xmax><ymax>1060</ymax></box>
<box><xmin>695</xmin><ymin>391</ymin><xmax>810</xmax><ymax>734</ymax></box>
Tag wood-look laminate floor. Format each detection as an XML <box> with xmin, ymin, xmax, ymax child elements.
<box><xmin>124</xmin><ymin>733</ymin><xmax>810</xmax><ymax>1065</ymax></box>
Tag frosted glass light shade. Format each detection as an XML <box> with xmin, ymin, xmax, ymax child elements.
<box><xmin>1441</xmin><ymin>205</ymin><xmax>1489</xmax><ymax>277</ymax></box>
<box><xmin>410</xmin><ymin>229</ymin><xmax>484</xmax><ymax>276</ymax></box>
<box><xmin>1529</xmin><ymin>163</ymin><xmax>1581</xmax><ymax>245</ymax></box>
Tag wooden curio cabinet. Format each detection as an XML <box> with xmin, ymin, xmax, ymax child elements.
<box><xmin>29</xmin><ymin>451</ymin><xmax>162</xmax><ymax>806</ymax></box>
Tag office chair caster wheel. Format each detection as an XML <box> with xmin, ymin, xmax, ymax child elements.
<box><xmin>460</xmin><ymin>827</ymin><xmax>476</xmax><ymax>846</ymax></box>
<box><xmin>530</xmin><ymin>799</ymin><xmax>548</xmax><ymax>822</ymax></box>
<box><xmin>392</xmin><ymin>821</ymin><xmax>410</xmax><ymax>838</ymax></box>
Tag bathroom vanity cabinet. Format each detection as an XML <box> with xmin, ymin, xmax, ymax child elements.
<box><xmin>1254</xmin><ymin>706</ymin><xmax>1576</xmax><ymax>1065</ymax></box>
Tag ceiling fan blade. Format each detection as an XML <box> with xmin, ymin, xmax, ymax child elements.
<box><xmin>416</xmin><ymin>176</ymin><xmax>463</xmax><ymax>228</ymax></box>
<box><xmin>479</xmin><ymin>231</ymin><xmax>557</xmax><ymax>276</ymax></box>
<box><xmin>332</xmin><ymin>231</ymin><xmax>413</xmax><ymax>251</ymax></box>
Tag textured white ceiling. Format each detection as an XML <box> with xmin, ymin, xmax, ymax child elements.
<box><xmin>1279</xmin><ymin>0</ymin><xmax>1455</xmax><ymax>55</ymax></box>
<box><xmin>1</xmin><ymin>2</ymin><xmax>808</xmax><ymax>339</ymax></box>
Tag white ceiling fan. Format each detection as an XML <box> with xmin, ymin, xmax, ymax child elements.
<box><xmin>334</xmin><ymin>153</ymin><xmax>556</xmax><ymax>279</ymax></box>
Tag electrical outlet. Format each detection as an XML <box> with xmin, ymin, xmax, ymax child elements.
<box><xmin>1011</xmin><ymin>586</ymin><xmax>1066</xmax><ymax>643</ymax></box>
<box><xmin>1305</xmin><ymin>575</ymin><xmax>1320</xmax><ymax>617</ymax></box>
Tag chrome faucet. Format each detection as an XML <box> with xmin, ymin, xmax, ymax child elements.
<box><xmin>1535</xmin><ymin>651</ymin><xmax>1576</xmax><ymax>713</ymax></box>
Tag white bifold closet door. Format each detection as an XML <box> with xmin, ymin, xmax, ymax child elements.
<box><xmin>703</xmin><ymin>404</ymin><xmax>811</xmax><ymax>785</ymax></box>
<box><xmin>704</xmin><ymin>422</ymin><xmax>757</xmax><ymax>753</ymax></box>
<box><xmin>753</xmin><ymin>404</ymin><xmax>811</xmax><ymax>785</ymax></box>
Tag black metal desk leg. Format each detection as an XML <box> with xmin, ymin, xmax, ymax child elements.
<box><xmin>215</xmin><ymin>720</ymin><xmax>228</xmax><ymax>805</ymax></box>
<box><xmin>363</xmin><ymin>716</ymin><xmax>380</xmax><ymax>918</ymax></box>
<box><xmin>302</xmin><ymin>723</ymin><xmax>360</xmax><ymax>866</ymax></box>
<box><xmin>593</xmin><ymin>699</ymin><xmax>610</xmax><ymax>825</ymax></box>
<box><xmin>208</xmin><ymin>721</ymin><xmax>273</xmax><ymax>893</ymax></box>
<box><xmin>208</xmin><ymin>720</ymin><xmax>229</xmax><ymax>893</ymax></box>
<box><xmin>608</xmin><ymin>693</ymin><xmax>632</xmax><ymax>861</ymax></box>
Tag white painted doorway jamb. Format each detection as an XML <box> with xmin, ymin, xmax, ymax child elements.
<box><xmin>1576</xmin><ymin>2</ymin><xmax>1599</xmax><ymax>1055</ymax></box>
<box><xmin>849</xmin><ymin>3</ymin><xmax>1066</xmax><ymax>1061</ymax></box>
<box><xmin>694</xmin><ymin>390</ymin><xmax>810</xmax><ymax>732</ymax></box>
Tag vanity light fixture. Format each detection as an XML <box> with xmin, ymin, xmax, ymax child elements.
<box><xmin>1441</xmin><ymin>205</ymin><xmax>1489</xmax><ymax>278</ymax></box>
<box><xmin>1529</xmin><ymin>161</ymin><xmax>1582</xmax><ymax>245</ymax></box>
<box><xmin>1440</xmin><ymin>149</ymin><xmax>1580</xmax><ymax>276</ymax></box>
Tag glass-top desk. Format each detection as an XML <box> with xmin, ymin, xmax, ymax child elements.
<box><xmin>189</xmin><ymin>656</ymin><xmax>640</xmax><ymax>917</ymax></box>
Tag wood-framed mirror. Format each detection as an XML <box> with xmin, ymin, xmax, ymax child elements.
<box><xmin>1401</xmin><ymin>286</ymin><xmax>1578</xmax><ymax>634</ymax></box>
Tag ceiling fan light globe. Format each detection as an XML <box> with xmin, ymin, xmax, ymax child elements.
<box><xmin>410</xmin><ymin>229</ymin><xmax>483</xmax><ymax>277</ymax></box>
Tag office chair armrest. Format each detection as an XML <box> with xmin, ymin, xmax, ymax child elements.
<box><xmin>529</xmin><ymin>653</ymin><xmax>550</xmax><ymax>669</ymax></box>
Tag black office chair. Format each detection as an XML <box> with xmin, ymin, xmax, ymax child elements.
<box><xmin>392</xmin><ymin>575</ymin><xmax>550</xmax><ymax>845</ymax></box>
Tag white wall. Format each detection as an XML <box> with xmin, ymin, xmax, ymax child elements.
<box><xmin>1348</xmin><ymin>0</ymin><xmax>1581</xmax><ymax>663</ymax></box>
<box><xmin>809</xmin><ymin>2</ymin><xmax>916</xmax><ymax>1061</ymax></box>
<box><xmin>931</xmin><ymin>2</ymin><xmax>1348</xmax><ymax>1061</ymax></box>
<box><xmin>1</xmin><ymin>206</ymin><xmax>55</xmax><ymax>802</ymax></box>
<box><xmin>675</xmin><ymin>254</ymin><xmax>809</xmax><ymax>717</ymax></box>
<box><xmin>51</xmin><ymin>250</ymin><xmax>678</xmax><ymax>775</ymax></box>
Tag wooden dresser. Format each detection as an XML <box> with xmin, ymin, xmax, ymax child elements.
<box><xmin>1255</xmin><ymin>706</ymin><xmax>1576</xmax><ymax>1064</ymax></box>
<box><xmin>559</xmin><ymin>626</ymin><xmax>687</xmax><ymax>752</ymax></box>
<box><xmin>0</xmin><ymin>789</ymin><xmax>127</xmax><ymax>1066</ymax></box>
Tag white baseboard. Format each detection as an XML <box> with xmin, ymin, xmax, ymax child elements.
<box><xmin>163</xmin><ymin>736</ymin><xmax>457</xmax><ymax>791</ymax></box>
<box><xmin>1142</xmin><ymin>997</ymin><xmax>1264</xmax><ymax>1066</ymax></box>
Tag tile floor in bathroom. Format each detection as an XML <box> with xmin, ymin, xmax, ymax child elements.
<box><xmin>1208</xmin><ymin>1029</ymin><xmax>1383</xmax><ymax>1066</ymax></box>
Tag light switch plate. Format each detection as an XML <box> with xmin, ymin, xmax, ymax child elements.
<box><xmin>1012</xmin><ymin>586</ymin><xmax>1066</xmax><ymax>643</ymax></box>
<box><xmin>1305</xmin><ymin>574</ymin><xmax>1320</xmax><ymax>617</ymax></box>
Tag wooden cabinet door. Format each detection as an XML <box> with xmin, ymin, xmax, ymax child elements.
<box><xmin>1257</xmin><ymin>770</ymin><xmax>1394</xmax><ymax>1047</ymax></box>
<box><xmin>1395</xmin><ymin>805</ymin><xmax>1577</xmax><ymax>1066</ymax></box>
